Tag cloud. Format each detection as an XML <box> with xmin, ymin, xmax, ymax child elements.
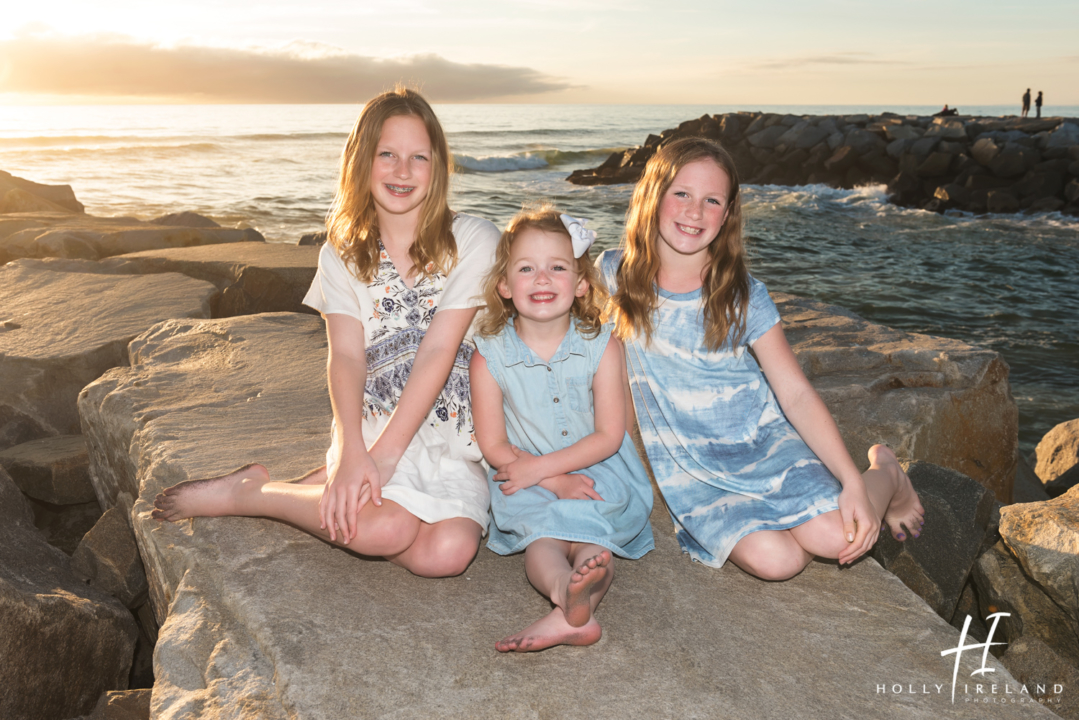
<box><xmin>0</xmin><ymin>34</ymin><xmax>574</xmax><ymax>102</ymax></box>
<box><xmin>751</xmin><ymin>52</ymin><xmax>907</xmax><ymax>71</ymax></box>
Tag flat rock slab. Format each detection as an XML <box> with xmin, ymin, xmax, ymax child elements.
<box><xmin>101</xmin><ymin>241</ymin><xmax>319</xmax><ymax>317</ymax></box>
<box><xmin>78</xmin><ymin>314</ymin><xmax>1049</xmax><ymax>719</ymax></box>
<box><xmin>0</xmin><ymin>211</ymin><xmax>263</xmax><ymax>263</ymax></box>
<box><xmin>0</xmin><ymin>433</ymin><xmax>94</xmax><ymax>504</ymax></box>
<box><xmin>0</xmin><ymin>259</ymin><xmax>216</xmax><ymax>450</ymax></box>
<box><xmin>777</xmin><ymin>293</ymin><xmax>1018</xmax><ymax>501</ymax></box>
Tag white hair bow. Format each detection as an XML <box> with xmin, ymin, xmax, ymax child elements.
<box><xmin>559</xmin><ymin>214</ymin><xmax>596</xmax><ymax>259</ymax></box>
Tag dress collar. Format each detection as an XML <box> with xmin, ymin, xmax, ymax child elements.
<box><xmin>501</xmin><ymin>317</ymin><xmax>587</xmax><ymax>367</ymax></box>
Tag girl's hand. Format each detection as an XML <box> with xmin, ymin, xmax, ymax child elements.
<box><xmin>836</xmin><ymin>484</ymin><xmax>880</xmax><ymax>565</ymax></box>
<box><xmin>319</xmin><ymin>452</ymin><xmax>380</xmax><ymax>544</ymax></box>
<box><xmin>493</xmin><ymin>446</ymin><xmax>547</xmax><ymax>494</ymax></box>
<box><xmin>537</xmin><ymin>473</ymin><xmax>604</xmax><ymax>501</ymax></box>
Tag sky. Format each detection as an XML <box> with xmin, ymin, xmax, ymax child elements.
<box><xmin>1</xmin><ymin>0</ymin><xmax>1077</xmax><ymax>105</ymax></box>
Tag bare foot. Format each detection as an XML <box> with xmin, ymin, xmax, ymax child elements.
<box><xmin>563</xmin><ymin>549</ymin><xmax>611</xmax><ymax>628</ymax></box>
<box><xmin>151</xmin><ymin>463</ymin><xmax>269</xmax><ymax>522</ymax></box>
<box><xmin>495</xmin><ymin>608</ymin><xmax>602</xmax><ymax>653</ymax></box>
<box><xmin>868</xmin><ymin>445</ymin><xmax>925</xmax><ymax>541</ymax></box>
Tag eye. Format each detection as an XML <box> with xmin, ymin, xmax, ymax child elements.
<box><xmin>413</xmin><ymin>154</ymin><xmax>429</xmax><ymax>162</ymax></box>
<box><xmin>378</xmin><ymin>151</ymin><xmax>394</xmax><ymax>158</ymax></box>
<box><xmin>673</xmin><ymin>191</ymin><xmax>688</xmax><ymax>198</ymax></box>
<box><xmin>517</xmin><ymin>264</ymin><xmax>533</xmax><ymax>273</ymax></box>
<box><xmin>551</xmin><ymin>264</ymin><xmax>567</xmax><ymax>272</ymax></box>
<box><xmin>707</xmin><ymin>198</ymin><xmax>723</xmax><ymax>206</ymax></box>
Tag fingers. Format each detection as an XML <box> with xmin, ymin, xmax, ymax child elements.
<box><xmin>369</xmin><ymin>475</ymin><xmax>382</xmax><ymax>507</ymax></box>
<box><xmin>584</xmin><ymin>487</ymin><xmax>604</xmax><ymax>501</ymax></box>
<box><xmin>343</xmin><ymin>484</ymin><xmax>359</xmax><ymax>544</ymax></box>
<box><xmin>320</xmin><ymin>485</ymin><xmax>336</xmax><ymax>540</ymax></box>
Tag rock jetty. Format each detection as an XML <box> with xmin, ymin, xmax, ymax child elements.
<box><xmin>3</xmin><ymin>170</ymin><xmax>1074</xmax><ymax>718</ymax></box>
<box><xmin>568</xmin><ymin>112</ymin><xmax>1079</xmax><ymax>216</ymax></box>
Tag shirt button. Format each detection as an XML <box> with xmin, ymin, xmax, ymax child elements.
<box><xmin>553</xmin><ymin>397</ymin><xmax>560</xmax><ymax>403</ymax></box>
<box><xmin>547</xmin><ymin>367</ymin><xmax>552</xmax><ymax>372</ymax></box>
<box><xmin>562</xmin><ymin>430</ymin><xmax>568</xmax><ymax>436</ymax></box>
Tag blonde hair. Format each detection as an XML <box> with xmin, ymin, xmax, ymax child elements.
<box><xmin>326</xmin><ymin>86</ymin><xmax>456</xmax><ymax>282</ymax></box>
<box><xmin>477</xmin><ymin>203</ymin><xmax>607</xmax><ymax>338</ymax></box>
<box><xmin>609</xmin><ymin>137</ymin><xmax>748</xmax><ymax>351</ymax></box>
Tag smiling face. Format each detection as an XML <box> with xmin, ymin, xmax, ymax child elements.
<box><xmin>369</xmin><ymin>114</ymin><xmax>433</xmax><ymax>221</ymax></box>
<box><xmin>656</xmin><ymin>157</ymin><xmax>732</xmax><ymax>265</ymax></box>
<box><xmin>498</xmin><ymin>227</ymin><xmax>587</xmax><ymax>328</ymax></box>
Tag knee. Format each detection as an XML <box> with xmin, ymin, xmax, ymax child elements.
<box><xmin>737</xmin><ymin>542</ymin><xmax>808</xmax><ymax>581</ymax></box>
<box><xmin>414</xmin><ymin>532</ymin><xmax>479</xmax><ymax>578</ymax></box>
<box><xmin>359</xmin><ymin>508</ymin><xmax>418</xmax><ymax>554</ymax></box>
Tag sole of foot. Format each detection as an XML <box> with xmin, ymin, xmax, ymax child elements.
<box><xmin>564</xmin><ymin>549</ymin><xmax>611</xmax><ymax>628</ymax></box>
<box><xmin>495</xmin><ymin>609</ymin><xmax>602</xmax><ymax>653</ymax></box>
<box><xmin>868</xmin><ymin>445</ymin><xmax>925</xmax><ymax>541</ymax></box>
<box><xmin>151</xmin><ymin>462</ymin><xmax>269</xmax><ymax>522</ymax></box>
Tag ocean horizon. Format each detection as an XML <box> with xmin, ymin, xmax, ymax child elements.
<box><xmin>1</xmin><ymin>103</ymin><xmax>1077</xmax><ymax>454</ymax></box>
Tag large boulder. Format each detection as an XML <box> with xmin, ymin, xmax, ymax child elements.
<box><xmin>0</xmin><ymin>170</ymin><xmax>84</xmax><ymax>213</ymax></box>
<box><xmin>972</xmin><ymin>540</ymin><xmax>1078</xmax><ymax>667</ymax></box>
<box><xmin>100</xmin><ymin>241</ymin><xmax>320</xmax><ymax>317</ymax></box>
<box><xmin>871</xmin><ymin>462</ymin><xmax>999</xmax><ymax>621</ymax></box>
<box><xmin>775</xmin><ymin>294</ymin><xmax>1017</xmax><ymax>501</ymax></box>
<box><xmin>999</xmin><ymin>487</ymin><xmax>1079</xmax><ymax>635</ymax></box>
<box><xmin>0</xmin><ymin>466</ymin><xmax>137</xmax><ymax>720</ymax></box>
<box><xmin>0</xmin><ymin>260</ymin><xmax>216</xmax><ymax>452</ymax></box>
<box><xmin>76</xmin><ymin>313</ymin><xmax>1046</xmax><ymax>719</ymax></box>
<box><xmin>1031</xmin><ymin>418</ymin><xmax>1079</xmax><ymax>496</ymax></box>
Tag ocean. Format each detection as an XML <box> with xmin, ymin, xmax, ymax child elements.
<box><xmin>1</xmin><ymin>103</ymin><xmax>1077</xmax><ymax>455</ymax></box>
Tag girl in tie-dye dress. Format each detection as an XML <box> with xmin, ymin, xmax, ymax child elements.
<box><xmin>599</xmin><ymin>136</ymin><xmax>925</xmax><ymax>580</ymax></box>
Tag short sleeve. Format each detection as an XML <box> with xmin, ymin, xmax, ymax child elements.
<box><xmin>437</xmin><ymin>213</ymin><xmax>500</xmax><ymax>312</ymax></box>
<box><xmin>744</xmin><ymin>274</ymin><xmax>781</xmax><ymax>346</ymax></box>
<box><xmin>472</xmin><ymin>332</ymin><xmax>506</xmax><ymax>392</ymax></box>
<box><xmin>302</xmin><ymin>242</ymin><xmax>365</xmax><ymax>322</ymax></box>
<box><xmin>596</xmin><ymin>248</ymin><xmax>622</xmax><ymax>293</ymax></box>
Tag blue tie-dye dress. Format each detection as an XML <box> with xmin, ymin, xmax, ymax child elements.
<box><xmin>599</xmin><ymin>249</ymin><xmax>841</xmax><ymax>568</ymax></box>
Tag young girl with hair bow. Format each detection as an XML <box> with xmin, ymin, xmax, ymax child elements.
<box><xmin>471</xmin><ymin>204</ymin><xmax>654</xmax><ymax>652</ymax></box>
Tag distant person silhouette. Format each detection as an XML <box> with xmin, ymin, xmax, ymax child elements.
<box><xmin>1035</xmin><ymin>91</ymin><xmax>1043</xmax><ymax>118</ymax></box>
<box><xmin>934</xmin><ymin>105</ymin><xmax>959</xmax><ymax>117</ymax></box>
<box><xmin>1022</xmin><ymin>88</ymin><xmax>1031</xmax><ymax>117</ymax></box>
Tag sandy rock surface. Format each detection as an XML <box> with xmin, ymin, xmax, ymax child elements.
<box><xmin>1032</xmin><ymin>418</ymin><xmax>1079</xmax><ymax>494</ymax></box>
<box><xmin>77</xmin><ymin>312</ymin><xmax>1049</xmax><ymax>719</ymax></box>
<box><xmin>0</xmin><ymin>259</ymin><xmax>217</xmax><ymax>450</ymax></box>
<box><xmin>101</xmin><ymin>241</ymin><xmax>319</xmax><ymax>317</ymax></box>
<box><xmin>777</xmin><ymin>293</ymin><xmax>1018</xmax><ymax>501</ymax></box>
<box><xmin>73</xmin><ymin>506</ymin><xmax>149</xmax><ymax>609</ymax></box>
<box><xmin>0</xmin><ymin>467</ymin><xmax>137</xmax><ymax>720</ymax></box>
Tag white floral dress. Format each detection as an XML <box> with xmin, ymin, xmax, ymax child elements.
<box><xmin>302</xmin><ymin>213</ymin><xmax>500</xmax><ymax>530</ymax></box>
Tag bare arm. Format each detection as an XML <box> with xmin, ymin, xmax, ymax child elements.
<box><xmin>752</xmin><ymin>323</ymin><xmax>879</xmax><ymax>557</ymax></box>
<box><xmin>468</xmin><ymin>350</ymin><xmax>518</xmax><ymax>469</ymax></box>
<box><xmin>365</xmin><ymin>307</ymin><xmax>479</xmax><ymax>501</ymax></box>
<box><xmin>319</xmin><ymin>313</ymin><xmax>381</xmax><ymax>543</ymax></box>
<box><xmin>494</xmin><ymin>335</ymin><xmax>627</xmax><ymax>492</ymax></box>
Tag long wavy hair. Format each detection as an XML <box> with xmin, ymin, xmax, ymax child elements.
<box><xmin>609</xmin><ymin>137</ymin><xmax>748</xmax><ymax>351</ymax></box>
<box><xmin>326</xmin><ymin>86</ymin><xmax>456</xmax><ymax>282</ymax></box>
<box><xmin>476</xmin><ymin>203</ymin><xmax>607</xmax><ymax>339</ymax></box>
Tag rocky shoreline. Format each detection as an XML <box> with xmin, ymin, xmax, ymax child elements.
<box><xmin>2</xmin><ymin>171</ymin><xmax>1078</xmax><ymax>719</ymax></box>
<box><xmin>568</xmin><ymin>113</ymin><xmax>1079</xmax><ymax>216</ymax></box>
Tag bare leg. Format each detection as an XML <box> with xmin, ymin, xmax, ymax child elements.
<box><xmin>388</xmin><ymin>517</ymin><xmax>482</xmax><ymax>578</ymax></box>
<box><xmin>731</xmin><ymin>445</ymin><xmax>925</xmax><ymax>580</ymax></box>
<box><xmin>152</xmin><ymin>465</ymin><xmax>481</xmax><ymax>577</ymax></box>
<box><xmin>495</xmin><ymin>540</ymin><xmax>611</xmax><ymax>653</ymax></box>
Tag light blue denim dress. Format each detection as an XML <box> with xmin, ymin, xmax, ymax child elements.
<box><xmin>599</xmin><ymin>249</ymin><xmax>841</xmax><ymax>568</ymax></box>
<box><xmin>474</xmin><ymin>320</ymin><xmax>654</xmax><ymax>559</ymax></box>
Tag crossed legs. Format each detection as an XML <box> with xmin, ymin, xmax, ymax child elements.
<box><xmin>152</xmin><ymin>463</ymin><xmax>480</xmax><ymax>578</ymax></box>
<box><xmin>728</xmin><ymin>445</ymin><xmax>925</xmax><ymax>581</ymax></box>
<box><xmin>495</xmin><ymin>539</ymin><xmax>613</xmax><ymax>653</ymax></box>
